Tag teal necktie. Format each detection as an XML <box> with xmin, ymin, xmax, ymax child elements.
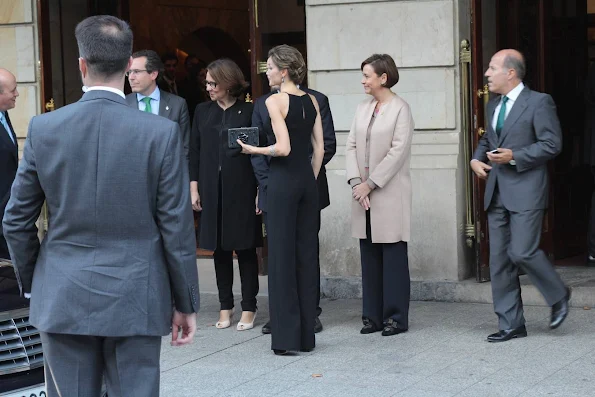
<box><xmin>141</xmin><ymin>97</ymin><xmax>152</xmax><ymax>113</ymax></box>
<box><xmin>495</xmin><ymin>96</ymin><xmax>509</xmax><ymax>136</ymax></box>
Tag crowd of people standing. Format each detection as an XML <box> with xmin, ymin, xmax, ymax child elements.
<box><xmin>0</xmin><ymin>12</ymin><xmax>574</xmax><ymax>397</ymax></box>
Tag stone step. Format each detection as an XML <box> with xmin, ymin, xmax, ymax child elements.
<box><xmin>322</xmin><ymin>266</ymin><xmax>595</xmax><ymax>308</ymax></box>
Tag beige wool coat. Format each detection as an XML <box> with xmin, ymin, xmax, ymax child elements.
<box><xmin>345</xmin><ymin>94</ymin><xmax>414</xmax><ymax>243</ymax></box>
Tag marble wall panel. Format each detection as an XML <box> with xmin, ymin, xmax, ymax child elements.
<box><xmin>0</xmin><ymin>0</ymin><xmax>33</xmax><ymax>24</ymax></box>
<box><xmin>0</xmin><ymin>26</ymin><xmax>36</xmax><ymax>83</ymax></box>
<box><xmin>307</xmin><ymin>0</ymin><xmax>454</xmax><ymax>70</ymax></box>
<box><xmin>310</xmin><ymin>68</ymin><xmax>456</xmax><ymax>131</ymax></box>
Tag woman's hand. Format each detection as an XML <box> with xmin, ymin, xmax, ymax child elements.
<box><xmin>255</xmin><ymin>191</ymin><xmax>262</xmax><ymax>215</ymax></box>
<box><xmin>352</xmin><ymin>183</ymin><xmax>372</xmax><ymax>201</ymax></box>
<box><xmin>238</xmin><ymin>140</ymin><xmax>257</xmax><ymax>155</ymax></box>
<box><xmin>191</xmin><ymin>189</ymin><xmax>202</xmax><ymax>212</ymax></box>
<box><xmin>358</xmin><ymin>196</ymin><xmax>371</xmax><ymax>211</ymax></box>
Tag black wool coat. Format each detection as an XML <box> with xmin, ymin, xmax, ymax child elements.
<box><xmin>189</xmin><ymin>100</ymin><xmax>261</xmax><ymax>251</ymax></box>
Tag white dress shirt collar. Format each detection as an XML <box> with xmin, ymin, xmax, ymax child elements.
<box><xmin>503</xmin><ymin>82</ymin><xmax>525</xmax><ymax>103</ymax></box>
<box><xmin>136</xmin><ymin>86</ymin><xmax>161</xmax><ymax>102</ymax></box>
<box><xmin>83</xmin><ymin>85</ymin><xmax>126</xmax><ymax>99</ymax></box>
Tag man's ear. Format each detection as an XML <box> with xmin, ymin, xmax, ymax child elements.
<box><xmin>79</xmin><ymin>57</ymin><xmax>87</xmax><ymax>78</ymax></box>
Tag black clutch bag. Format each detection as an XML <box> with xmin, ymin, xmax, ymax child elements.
<box><xmin>228</xmin><ymin>127</ymin><xmax>259</xmax><ymax>148</ymax></box>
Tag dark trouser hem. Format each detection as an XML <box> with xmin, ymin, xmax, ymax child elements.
<box><xmin>360</xmin><ymin>211</ymin><xmax>411</xmax><ymax>329</ymax></box>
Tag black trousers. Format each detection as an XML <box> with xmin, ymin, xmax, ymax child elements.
<box><xmin>214</xmin><ymin>179</ymin><xmax>259</xmax><ymax>312</ymax></box>
<box><xmin>589</xmin><ymin>167</ymin><xmax>595</xmax><ymax>257</ymax></box>
<box><xmin>264</xmin><ymin>211</ymin><xmax>323</xmax><ymax>317</ymax></box>
<box><xmin>360</xmin><ymin>211</ymin><xmax>410</xmax><ymax>329</ymax></box>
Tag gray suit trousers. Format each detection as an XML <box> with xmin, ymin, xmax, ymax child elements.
<box><xmin>40</xmin><ymin>332</ymin><xmax>161</xmax><ymax>397</ymax></box>
<box><xmin>488</xmin><ymin>191</ymin><xmax>567</xmax><ymax>330</ymax></box>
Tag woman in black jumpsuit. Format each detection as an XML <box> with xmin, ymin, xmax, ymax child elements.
<box><xmin>190</xmin><ymin>59</ymin><xmax>261</xmax><ymax>331</ymax></box>
<box><xmin>239</xmin><ymin>45</ymin><xmax>325</xmax><ymax>354</ymax></box>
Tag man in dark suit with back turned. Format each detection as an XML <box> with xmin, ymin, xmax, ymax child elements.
<box><xmin>3</xmin><ymin>16</ymin><xmax>199</xmax><ymax>396</ymax></box>
<box><xmin>0</xmin><ymin>68</ymin><xmax>19</xmax><ymax>261</ymax></box>
<box><xmin>471</xmin><ymin>49</ymin><xmax>570</xmax><ymax>343</ymax></box>
<box><xmin>126</xmin><ymin>49</ymin><xmax>191</xmax><ymax>164</ymax></box>
<box><xmin>252</xmin><ymin>85</ymin><xmax>336</xmax><ymax>335</ymax></box>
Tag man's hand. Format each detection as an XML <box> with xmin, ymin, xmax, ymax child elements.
<box><xmin>486</xmin><ymin>148</ymin><xmax>513</xmax><ymax>164</ymax></box>
<box><xmin>191</xmin><ymin>190</ymin><xmax>202</xmax><ymax>212</ymax></box>
<box><xmin>171</xmin><ymin>310</ymin><xmax>197</xmax><ymax>346</ymax></box>
<box><xmin>470</xmin><ymin>159</ymin><xmax>492</xmax><ymax>180</ymax></box>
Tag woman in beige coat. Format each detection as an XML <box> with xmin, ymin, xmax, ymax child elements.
<box><xmin>346</xmin><ymin>54</ymin><xmax>414</xmax><ymax>336</ymax></box>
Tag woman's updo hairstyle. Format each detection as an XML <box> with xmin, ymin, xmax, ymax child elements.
<box><xmin>268</xmin><ymin>45</ymin><xmax>307</xmax><ymax>85</ymax></box>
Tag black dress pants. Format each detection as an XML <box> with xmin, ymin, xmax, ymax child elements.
<box><xmin>360</xmin><ymin>211</ymin><xmax>410</xmax><ymax>329</ymax></box>
<box><xmin>213</xmin><ymin>178</ymin><xmax>259</xmax><ymax>312</ymax></box>
<box><xmin>264</xmin><ymin>210</ymin><xmax>323</xmax><ymax>318</ymax></box>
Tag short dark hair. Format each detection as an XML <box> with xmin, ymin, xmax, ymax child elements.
<box><xmin>161</xmin><ymin>52</ymin><xmax>178</xmax><ymax>64</ymax></box>
<box><xmin>206</xmin><ymin>58</ymin><xmax>249</xmax><ymax>98</ymax></box>
<box><xmin>132</xmin><ymin>50</ymin><xmax>164</xmax><ymax>74</ymax></box>
<box><xmin>361</xmin><ymin>54</ymin><xmax>400</xmax><ymax>88</ymax></box>
<box><xmin>75</xmin><ymin>15</ymin><xmax>133</xmax><ymax>79</ymax></box>
<box><xmin>268</xmin><ymin>45</ymin><xmax>306</xmax><ymax>85</ymax></box>
<box><xmin>503</xmin><ymin>53</ymin><xmax>526</xmax><ymax>80</ymax></box>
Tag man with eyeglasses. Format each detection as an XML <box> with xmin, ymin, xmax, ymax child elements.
<box><xmin>126</xmin><ymin>50</ymin><xmax>191</xmax><ymax>164</ymax></box>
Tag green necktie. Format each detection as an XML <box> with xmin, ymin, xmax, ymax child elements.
<box><xmin>495</xmin><ymin>96</ymin><xmax>509</xmax><ymax>136</ymax></box>
<box><xmin>141</xmin><ymin>96</ymin><xmax>152</xmax><ymax>113</ymax></box>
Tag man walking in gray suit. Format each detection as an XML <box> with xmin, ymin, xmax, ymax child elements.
<box><xmin>3</xmin><ymin>15</ymin><xmax>199</xmax><ymax>396</ymax></box>
<box><xmin>471</xmin><ymin>49</ymin><xmax>570</xmax><ymax>343</ymax></box>
<box><xmin>126</xmin><ymin>49</ymin><xmax>191</xmax><ymax>163</ymax></box>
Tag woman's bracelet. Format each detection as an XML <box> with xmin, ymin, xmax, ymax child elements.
<box><xmin>269</xmin><ymin>144</ymin><xmax>276</xmax><ymax>157</ymax></box>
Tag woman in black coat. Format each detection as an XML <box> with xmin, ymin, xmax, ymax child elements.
<box><xmin>189</xmin><ymin>59</ymin><xmax>261</xmax><ymax>331</ymax></box>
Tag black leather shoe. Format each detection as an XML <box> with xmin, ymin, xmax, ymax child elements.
<box><xmin>550</xmin><ymin>288</ymin><xmax>571</xmax><ymax>329</ymax></box>
<box><xmin>273</xmin><ymin>349</ymin><xmax>288</xmax><ymax>356</ymax></box>
<box><xmin>381</xmin><ymin>319</ymin><xmax>407</xmax><ymax>336</ymax></box>
<box><xmin>314</xmin><ymin>317</ymin><xmax>323</xmax><ymax>333</ymax></box>
<box><xmin>360</xmin><ymin>318</ymin><xmax>381</xmax><ymax>334</ymax></box>
<box><xmin>487</xmin><ymin>325</ymin><xmax>527</xmax><ymax>342</ymax></box>
<box><xmin>300</xmin><ymin>347</ymin><xmax>314</xmax><ymax>352</ymax></box>
<box><xmin>262</xmin><ymin>321</ymin><xmax>271</xmax><ymax>334</ymax></box>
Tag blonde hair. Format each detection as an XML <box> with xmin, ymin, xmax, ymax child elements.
<box><xmin>268</xmin><ymin>45</ymin><xmax>307</xmax><ymax>85</ymax></box>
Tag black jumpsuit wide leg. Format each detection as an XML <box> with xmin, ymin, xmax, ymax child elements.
<box><xmin>267</xmin><ymin>94</ymin><xmax>319</xmax><ymax>352</ymax></box>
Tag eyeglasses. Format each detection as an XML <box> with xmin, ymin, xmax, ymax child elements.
<box><xmin>205</xmin><ymin>80</ymin><xmax>218</xmax><ymax>88</ymax></box>
<box><xmin>126</xmin><ymin>69</ymin><xmax>148</xmax><ymax>77</ymax></box>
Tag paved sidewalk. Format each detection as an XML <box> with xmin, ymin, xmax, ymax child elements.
<box><xmin>160</xmin><ymin>290</ymin><xmax>595</xmax><ymax>396</ymax></box>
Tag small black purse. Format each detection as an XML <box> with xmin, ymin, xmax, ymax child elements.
<box><xmin>228</xmin><ymin>127</ymin><xmax>259</xmax><ymax>148</ymax></box>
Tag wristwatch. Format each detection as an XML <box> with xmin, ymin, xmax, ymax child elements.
<box><xmin>509</xmin><ymin>160</ymin><xmax>516</xmax><ymax>166</ymax></box>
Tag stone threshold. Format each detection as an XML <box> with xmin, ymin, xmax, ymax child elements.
<box><xmin>321</xmin><ymin>266</ymin><xmax>595</xmax><ymax>308</ymax></box>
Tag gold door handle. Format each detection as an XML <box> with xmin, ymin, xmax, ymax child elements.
<box><xmin>477</xmin><ymin>84</ymin><xmax>489</xmax><ymax>98</ymax></box>
<box><xmin>45</xmin><ymin>98</ymin><xmax>55</xmax><ymax>112</ymax></box>
<box><xmin>477</xmin><ymin>127</ymin><xmax>485</xmax><ymax>136</ymax></box>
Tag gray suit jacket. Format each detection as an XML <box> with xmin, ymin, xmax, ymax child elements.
<box><xmin>473</xmin><ymin>87</ymin><xmax>562</xmax><ymax>212</ymax></box>
<box><xmin>126</xmin><ymin>89</ymin><xmax>191</xmax><ymax>162</ymax></box>
<box><xmin>3</xmin><ymin>89</ymin><xmax>199</xmax><ymax>337</ymax></box>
